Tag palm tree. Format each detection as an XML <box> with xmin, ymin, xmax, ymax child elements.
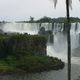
<box><xmin>49</xmin><ymin>0</ymin><xmax>79</xmax><ymax>80</ymax></box>
<box><xmin>66</xmin><ymin>1</ymin><xmax>71</xmax><ymax>80</ymax></box>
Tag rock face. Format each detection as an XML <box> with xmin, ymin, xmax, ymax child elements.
<box><xmin>38</xmin><ymin>27</ymin><xmax>46</xmax><ymax>35</ymax></box>
<box><xmin>38</xmin><ymin>27</ymin><xmax>52</xmax><ymax>35</ymax></box>
<box><xmin>38</xmin><ymin>27</ymin><xmax>54</xmax><ymax>44</ymax></box>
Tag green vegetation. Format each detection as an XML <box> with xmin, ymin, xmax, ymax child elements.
<box><xmin>0</xmin><ymin>34</ymin><xmax>64</xmax><ymax>74</ymax></box>
<box><xmin>36</xmin><ymin>17</ymin><xmax>80</xmax><ymax>23</ymax></box>
<box><xmin>16</xmin><ymin>17</ymin><xmax>80</xmax><ymax>23</ymax></box>
<box><xmin>37</xmin><ymin>16</ymin><xmax>52</xmax><ymax>23</ymax></box>
<box><xmin>0</xmin><ymin>34</ymin><xmax>47</xmax><ymax>58</ymax></box>
<box><xmin>0</xmin><ymin>55</ymin><xmax>64</xmax><ymax>74</ymax></box>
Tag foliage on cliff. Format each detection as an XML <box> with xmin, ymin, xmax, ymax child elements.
<box><xmin>0</xmin><ymin>33</ymin><xmax>64</xmax><ymax>74</ymax></box>
<box><xmin>0</xmin><ymin>34</ymin><xmax>47</xmax><ymax>58</ymax></box>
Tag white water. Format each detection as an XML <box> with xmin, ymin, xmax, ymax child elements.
<box><xmin>0</xmin><ymin>22</ymin><xmax>80</xmax><ymax>80</ymax></box>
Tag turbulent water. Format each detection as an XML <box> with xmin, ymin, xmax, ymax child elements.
<box><xmin>0</xmin><ymin>22</ymin><xmax>80</xmax><ymax>80</ymax></box>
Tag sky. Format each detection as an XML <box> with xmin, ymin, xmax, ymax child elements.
<box><xmin>0</xmin><ymin>0</ymin><xmax>80</xmax><ymax>21</ymax></box>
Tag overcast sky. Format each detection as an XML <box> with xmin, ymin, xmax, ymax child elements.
<box><xmin>0</xmin><ymin>0</ymin><xmax>80</xmax><ymax>21</ymax></box>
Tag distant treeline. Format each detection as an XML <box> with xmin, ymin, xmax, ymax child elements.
<box><xmin>17</xmin><ymin>16</ymin><xmax>80</xmax><ymax>23</ymax></box>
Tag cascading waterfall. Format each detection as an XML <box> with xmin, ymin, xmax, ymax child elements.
<box><xmin>70</xmin><ymin>23</ymin><xmax>80</xmax><ymax>49</ymax></box>
<box><xmin>1</xmin><ymin>23</ymin><xmax>40</xmax><ymax>34</ymax></box>
<box><xmin>70</xmin><ymin>23</ymin><xmax>80</xmax><ymax>57</ymax></box>
<box><xmin>47</xmin><ymin>23</ymin><xmax>67</xmax><ymax>61</ymax></box>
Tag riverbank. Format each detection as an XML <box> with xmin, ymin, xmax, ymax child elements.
<box><xmin>0</xmin><ymin>55</ymin><xmax>64</xmax><ymax>74</ymax></box>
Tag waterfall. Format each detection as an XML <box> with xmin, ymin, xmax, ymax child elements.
<box><xmin>1</xmin><ymin>22</ymin><xmax>40</xmax><ymax>34</ymax></box>
<box><xmin>0</xmin><ymin>22</ymin><xmax>80</xmax><ymax>57</ymax></box>
<box><xmin>0</xmin><ymin>22</ymin><xmax>80</xmax><ymax>48</ymax></box>
<box><xmin>70</xmin><ymin>23</ymin><xmax>80</xmax><ymax>50</ymax></box>
<box><xmin>70</xmin><ymin>23</ymin><xmax>80</xmax><ymax>57</ymax></box>
<box><xmin>47</xmin><ymin>22</ymin><xmax>80</xmax><ymax>59</ymax></box>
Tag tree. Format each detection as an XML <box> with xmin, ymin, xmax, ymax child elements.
<box><xmin>49</xmin><ymin>0</ymin><xmax>79</xmax><ymax>80</ymax></box>
<box><xmin>29</xmin><ymin>16</ymin><xmax>34</xmax><ymax>22</ymax></box>
<box><xmin>66</xmin><ymin>1</ymin><xmax>71</xmax><ymax>80</ymax></box>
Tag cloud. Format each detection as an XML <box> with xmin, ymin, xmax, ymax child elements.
<box><xmin>0</xmin><ymin>0</ymin><xmax>79</xmax><ymax>21</ymax></box>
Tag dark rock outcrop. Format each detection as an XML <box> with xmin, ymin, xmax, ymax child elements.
<box><xmin>38</xmin><ymin>27</ymin><xmax>54</xmax><ymax>44</ymax></box>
